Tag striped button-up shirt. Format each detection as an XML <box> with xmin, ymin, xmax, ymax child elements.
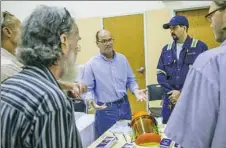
<box><xmin>1</xmin><ymin>48</ymin><xmax>23</xmax><ymax>82</ymax></box>
<box><xmin>165</xmin><ymin>39</ymin><xmax>226</xmax><ymax>148</ymax></box>
<box><xmin>1</xmin><ymin>64</ymin><xmax>82</xmax><ymax>148</ymax></box>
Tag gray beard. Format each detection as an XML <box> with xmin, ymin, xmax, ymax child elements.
<box><xmin>59</xmin><ymin>46</ymin><xmax>78</xmax><ymax>82</ymax></box>
<box><xmin>59</xmin><ymin>57</ymin><xmax>77</xmax><ymax>82</ymax></box>
<box><xmin>60</xmin><ymin>65</ymin><xmax>77</xmax><ymax>82</ymax></box>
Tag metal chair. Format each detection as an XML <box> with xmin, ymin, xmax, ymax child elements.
<box><xmin>67</xmin><ymin>91</ymin><xmax>87</xmax><ymax>113</ymax></box>
<box><xmin>147</xmin><ymin>84</ymin><xmax>164</xmax><ymax>117</ymax></box>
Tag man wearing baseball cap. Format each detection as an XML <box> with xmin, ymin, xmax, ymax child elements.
<box><xmin>156</xmin><ymin>15</ymin><xmax>208</xmax><ymax>124</ymax></box>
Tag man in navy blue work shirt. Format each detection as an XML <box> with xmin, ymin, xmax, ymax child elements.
<box><xmin>81</xmin><ymin>29</ymin><xmax>147</xmax><ymax>138</ymax></box>
<box><xmin>156</xmin><ymin>15</ymin><xmax>208</xmax><ymax>124</ymax></box>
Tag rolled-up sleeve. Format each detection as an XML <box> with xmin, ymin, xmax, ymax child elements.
<box><xmin>80</xmin><ymin>63</ymin><xmax>95</xmax><ymax>100</ymax></box>
<box><xmin>164</xmin><ymin>68</ymin><xmax>219</xmax><ymax>148</ymax></box>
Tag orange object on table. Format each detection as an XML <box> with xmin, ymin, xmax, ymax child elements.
<box><xmin>130</xmin><ymin>111</ymin><xmax>161</xmax><ymax>146</ymax></box>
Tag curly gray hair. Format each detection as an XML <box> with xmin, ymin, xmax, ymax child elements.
<box><xmin>16</xmin><ymin>5</ymin><xmax>77</xmax><ymax>67</ymax></box>
<box><xmin>214</xmin><ymin>1</ymin><xmax>226</xmax><ymax>8</ymax></box>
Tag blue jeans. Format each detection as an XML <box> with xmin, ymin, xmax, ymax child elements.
<box><xmin>95</xmin><ymin>95</ymin><xmax>132</xmax><ymax>138</ymax></box>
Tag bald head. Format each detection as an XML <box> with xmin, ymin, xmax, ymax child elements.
<box><xmin>96</xmin><ymin>29</ymin><xmax>112</xmax><ymax>42</ymax></box>
<box><xmin>2</xmin><ymin>11</ymin><xmax>20</xmax><ymax>27</ymax></box>
<box><xmin>1</xmin><ymin>11</ymin><xmax>21</xmax><ymax>54</ymax></box>
<box><xmin>96</xmin><ymin>29</ymin><xmax>114</xmax><ymax>59</ymax></box>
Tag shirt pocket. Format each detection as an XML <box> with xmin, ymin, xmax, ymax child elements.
<box><xmin>163</xmin><ymin>50</ymin><xmax>175</xmax><ymax>66</ymax></box>
<box><xmin>115</xmin><ymin>73</ymin><xmax>127</xmax><ymax>83</ymax></box>
<box><xmin>163</xmin><ymin>55</ymin><xmax>175</xmax><ymax>74</ymax></box>
<box><xmin>114</xmin><ymin>65</ymin><xmax>127</xmax><ymax>83</ymax></box>
<box><xmin>163</xmin><ymin>56</ymin><xmax>174</xmax><ymax>66</ymax></box>
<box><xmin>184</xmin><ymin>51</ymin><xmax>198</xmax><ymax>65</ymax></box>
<box><xmin>163</xmin><ymin>56</ymin><xmax>175</xmax><ymax>79</ymax></box>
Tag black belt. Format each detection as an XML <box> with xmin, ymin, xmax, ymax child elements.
<box><xmin>110</xmin><ymin>97</ymin><xmax>125</xmax><ymax>104</ymax></box>
<box><xmin>98</xmin><ymin>95</ymin><xmax>127</xmax><ymax>106</ymax></box>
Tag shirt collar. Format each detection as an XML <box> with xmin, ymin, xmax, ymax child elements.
<box><xmin>1</xmin><ymin>47</ymin><xmax>24</xmax><ymax>67</ymax></box>
<box><xmin>182</xmin><ymin>35</ymin><xmax>192</xmax><ymax>49</ymax></box>
<box><xmin>172</xmin><ymin>35</ymin><xmax>192</xmax><ymax>50</ymax></box>
<box><xmin>1</xmin><ymin>47</ymin><xmax>15</xmax><ymax>58</ymax></box>
<box><xmin>24</xmin><ymin>63</ymin><xmax>60</xmax><ymax>88</ymax></box>
<box><xmin>99</xmin><ymin>50</ymin><xmax>117</xmax><ymax>61</ymax></box>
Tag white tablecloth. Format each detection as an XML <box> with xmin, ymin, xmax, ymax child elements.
<box><xmin>88</xmin><ymin>117</ymin><xmax>173</xmax><ymax>148</ymax></box>
<box><xmin>75</xmin><ymin>112</ymin><xmax>96</xmax><ymax>148</ymax></box>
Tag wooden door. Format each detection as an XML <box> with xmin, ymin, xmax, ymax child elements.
<box><xmin>176</xmin><ymin>8</ymin><xmax>220</xmax><ymax>49</ymax></box>
<box><xmin>103</xmin><ymin>14</ymin><xmax>146</xmax><ymax>114</ymax></box>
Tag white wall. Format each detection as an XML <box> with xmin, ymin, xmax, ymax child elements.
<box><xmin>2</xmin><ymin>1</ymin><xmax>211</xmax><ymax>21</ymax></box>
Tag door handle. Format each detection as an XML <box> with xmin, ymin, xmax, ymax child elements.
<box><xmin>136</xmin><ymin>67</ymin><xmax>145</xmax><ymax>73</ymax></box>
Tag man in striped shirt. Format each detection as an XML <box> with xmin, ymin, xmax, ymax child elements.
<box><xmin>1</xmin><ymin>11</ymin><xmax>87</xmax><ymax>99</ymax></box>
<box><xmin>1</xmin><ymin>6</ymin><xmax>83</xmax><ymax>148</ymax></box>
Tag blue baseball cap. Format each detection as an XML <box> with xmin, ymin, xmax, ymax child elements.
<box><xmin>163</xmin><ymin>15</ymin><xmax>189</xmax><ymax>29</ymax></box>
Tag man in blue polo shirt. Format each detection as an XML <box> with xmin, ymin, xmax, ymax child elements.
<box><xmin>156</xmin><ymin>15</ymin><xmax>208</xmax><ymax>124</ymax></box>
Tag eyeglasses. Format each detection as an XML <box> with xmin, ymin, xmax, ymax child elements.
<box><xmin>1</xmin><ymin>11</ymin><xmax>14</xmax><ymax>28</ymax></box>
<box><xmin>98</xmin><ymin>38</ymin><xmax>114</xmax><ymax>44</ymax></box>
<box><xmin>205</xmin><ymin>5</ymin><xmax>226</xmax><ymax>23</ymax></box>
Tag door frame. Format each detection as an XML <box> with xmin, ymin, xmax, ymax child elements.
<box><xmin>171</xmin><ymin>5</ymin><xmax>210</xmax><ymax>17</ymax></box>
<box><xmin>101</xmin><ymin>11</ymin><xmax>149</xmax><ymax>112</ymax></box>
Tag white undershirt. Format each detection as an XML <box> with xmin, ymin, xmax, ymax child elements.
<box><xmin>176</xmin><ymin>43</ymin><xmax>183</xmax><ymax>60</ymax></box>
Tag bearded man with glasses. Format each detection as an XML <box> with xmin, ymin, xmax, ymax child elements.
<box><xmin>165</xmin><ymin>1</ymin><xmax>226</xmax><ymax>148</ymax></box>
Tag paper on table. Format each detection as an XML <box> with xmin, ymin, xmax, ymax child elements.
<box><xmin>75</xmin><ymin>113</ymin><xmax>95</xmax><ymax>132</ymax></box>
<box><xmin>109</xmin><ymin>120</ymin><xmax>133</xmax><ymax>134</ymax></box>
<box><xmin>74</xmin><ymin>112</ymin><xmax>86</xmax><ymax>121</ymax></box>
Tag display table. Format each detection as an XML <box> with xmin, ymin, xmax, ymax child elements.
<box><xmin>88</xmin><ymin>118</ymin><xmax>170</xmax><ymax>148</ymax></box>
<box><xmin>75</xmin><ymin>112</ymin><xmax>96</xmax><ymax>148</ymax></box>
